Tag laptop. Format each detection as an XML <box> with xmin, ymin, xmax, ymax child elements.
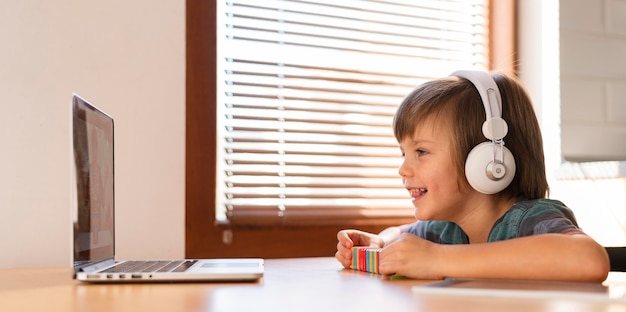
<box><xmin>71</xmin><ymin>94</ymin><xmax>264</xmax><ymax>282</ymax></box>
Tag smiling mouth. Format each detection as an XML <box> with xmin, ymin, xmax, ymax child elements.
<box><xmin>409</xmin><ymin>188</ymin><xmax>428</xmax><ymax>198</ymax></box>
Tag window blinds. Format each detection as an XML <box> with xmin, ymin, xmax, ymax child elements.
<box><xmin>216</xmin><ymin>0</ymin><xmax>489</xmax><ymax>225</ymax></box>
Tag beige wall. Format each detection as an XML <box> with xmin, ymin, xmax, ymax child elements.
<box><xmin>0</xmin><ymin>0</ymin><xmax>185</xmax><ymax>268</ymax></box>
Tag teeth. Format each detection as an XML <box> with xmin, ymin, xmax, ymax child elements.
<box><xmin>409</xmin><ymin>188</ymin><xmax>427</xmax><ymax>196</ymax></box>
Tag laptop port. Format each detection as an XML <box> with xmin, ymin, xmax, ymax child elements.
<box><xmin>131</xmin><ymin>274</ymin><xmax>142</xmax><ymax>279</ymax></box>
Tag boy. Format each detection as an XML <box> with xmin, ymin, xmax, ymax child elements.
<box><xmin>335</xmin><ymin>71</ymin><xmax>609</xmax><ymax>282</ymax></box>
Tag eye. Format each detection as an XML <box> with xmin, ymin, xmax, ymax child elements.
<box><xmin>416</xmin><ymin>149</ymin><xmax>428</xmax><ymax>156</ymax></box>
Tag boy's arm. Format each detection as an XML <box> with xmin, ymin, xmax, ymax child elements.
<box><xmin>380</xmin><ymin>233</ymin><xmax>610</xmax><ymax>282</ymax></box>
<box><xmin>443</xmin><ymin>233</ymin><xmax>609</xmax><ymax>282</ymax></box>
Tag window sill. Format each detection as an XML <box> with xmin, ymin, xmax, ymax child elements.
<box><xmin>555</xmin><ymin>161</ymin><xmax>626</xmax><ymax>180</ymax></box>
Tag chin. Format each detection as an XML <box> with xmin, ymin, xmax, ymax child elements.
<box><xmin>413</xmin><ymin>209</ymin><xmax>427</xmax><ymax>221</ymax></box>
<box><xmin>414</xmin><ymin>207</ymin><xmax>436</xmax><ymax>221</ymax></box>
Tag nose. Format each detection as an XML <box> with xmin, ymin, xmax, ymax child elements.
<box><xmin>398</xmin><ymin>158</ymin><xmax>412</xmax><ymax>178</ymax></box>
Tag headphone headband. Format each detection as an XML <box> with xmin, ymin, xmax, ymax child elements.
<box><xmin>451</xmin><ymin>70</ymin><xmax>507</xmax><ymax>140</ymax></box>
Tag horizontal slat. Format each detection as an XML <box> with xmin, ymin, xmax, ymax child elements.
<box><xmin>224</xmin><ymin>198</ymin><xmax>413</xmax><ymax>209</ymax></box>
<box><xmin>224</xmin><ymin>165</ymin><xmax>400</xmax><ymax>177</ymax></box>
<box><xmin>224</xmin><ymin>73</ymin><xmax>413</xmax><ymax>97</ymax></box>
<box><xmin>222</xmin><ymin>153</ymin><xmax>400</xmax><ymax>166</ymax></box>
<box><xmin>224</xmin><ymin>130</ymin><xmax>398</xmax><ymax>146</ymax></box>
<box><xmin>219</xmin><ymin>119</ymin><xmax>394</xmax><ymax>136</ymax></box>
<box><xmin>221</xmin><ymin>84</ymin><xmax>405</xmax><ymax>107</ymax></box>
<box><xmin>222</xmin><ymin>62</ymin><xmax>428</xmax><ymax>88</ymax></box>
<box><xmin>219</xmin><ymin>41</ymin><xmax>483</xmax><ymax>76</ymax></box>
<box><xmin>223</xmin><ymin>176</ymin><xmax>402</xmax><ymax>187</ymax></box>
<box><xmin>222</xmin><ymin>201</ymin><xmax>416</xmax><ymax>225</ymax></box>
<box><xmin>222</xmin><ymin>142</ymin><xmax>399</xmax><ymax>157</ymax></box>
<box><xmin>224</xmin><ymin>165</ymin><xmax>400</xmax><ymax>174</ymax></box>
<box><xmin>223</xmin><ymin>97</ymin><xmax>399</xmax><ymax>116</ymax></box>
<box><xmin>223</xmin><ymin>108</ymin><xmax>393</xmax><ymax>126</ymax></box>
<box><xmin>225</xmin><ymin>186</ymin><xmax>407</xmax><ymax>197</ymax></box>
<box><xmin>221</xmin><ymin>207</ymin><xmax>415</xmax><ymax>225</ymax></box>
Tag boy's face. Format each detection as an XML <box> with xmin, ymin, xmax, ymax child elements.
<box><xmin>398</xmin><ymin>118</ymin><xmax>468</xmax><ymax>221</ymax></box>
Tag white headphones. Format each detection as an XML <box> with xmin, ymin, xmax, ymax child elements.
<box><xmin>450</xmin><ymin>70</ymin><xmax>516</xmax><ymax>194</ymax></box>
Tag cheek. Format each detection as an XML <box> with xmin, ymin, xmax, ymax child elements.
<box><xmin>438</xmin><ymin>164</ymin><xmax>464</xmax><ymax>192</ymax></box>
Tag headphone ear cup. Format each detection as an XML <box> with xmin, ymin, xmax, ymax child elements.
<box><xmin>465</xmin><ymin>142</ymin><xmax>516</xmax><ymax>194</ymax></box>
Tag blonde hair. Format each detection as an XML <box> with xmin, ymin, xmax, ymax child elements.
<box><xmin>393</xmin><ymin>72</ymin><xmax>549</xmax><ymax>199</ymax></box>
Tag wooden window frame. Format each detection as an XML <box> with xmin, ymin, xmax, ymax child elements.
<box><xmin>185</xmin><ymin>0</ymin><xmax>516</xmax><ymax>259</ymax></box>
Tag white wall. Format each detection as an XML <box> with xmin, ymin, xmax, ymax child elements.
<box><xmin>560</xmin><ymin>0</ymin><xmax>626</xmax><ymax>161</ymax></box>
<box><xmin>0</xmin><ymin>0</ymin><xmax>185</xmax><ymax>268</ymax></box>
<box><xmin>557</xmin><ymin>0</ymin><xmax>626</xmax><ymax>245</ymax></box>
<box><xmin>518</xmin><ymin>0</ymin><xmax>626</xmax><ymax>246</ymax></box>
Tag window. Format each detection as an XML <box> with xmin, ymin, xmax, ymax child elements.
<box><xmin>186</xmin><ymin>0</ymin><xmax>515</xmax><ymax>258</ymax></box>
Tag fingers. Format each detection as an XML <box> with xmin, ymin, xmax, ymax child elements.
<box><xmin>335</xmin><ymin>242</ymin><xmax>353</xmax><ymax>268</ymax></box>
<box><xmin>335</xmin><ymin>249</ymin><xmax>352</xmax><ymax>269</ymax></box>
<box><xmin>336</xmin><ymin>233</ymin><xmax>354</xmax><ymax>268</ymax></box>
<box><xmin>336</xmin><ymin>230</ymin><xmax>355</xmax><ymax>249</ymax></box>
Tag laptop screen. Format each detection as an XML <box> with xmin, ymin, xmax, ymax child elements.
<box><xmin>72</xmin><ymin>95</ymin><xmax>115</xmax><ymax>270</ymax></box>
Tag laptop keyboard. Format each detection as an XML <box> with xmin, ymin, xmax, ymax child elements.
<box><xmin>101</xmin><ymin>260</ymin><xmax>197</xmax><ymax>273</ymax></box>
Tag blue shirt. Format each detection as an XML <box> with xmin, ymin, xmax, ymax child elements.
<box><xmin>407</xmin><ymin>198</ymin><xmax>583</xmax><ymax>244</ymax></box>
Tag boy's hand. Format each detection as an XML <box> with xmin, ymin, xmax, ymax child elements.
<box><xmin>379</xmin><ymin>233</ymin><xmax>443</xmax><ymax>279</ymax></box>
<box><xmin>335</xmin><ymin>229</ymin><xmax>384</xmax><ymax>269</ymax></box>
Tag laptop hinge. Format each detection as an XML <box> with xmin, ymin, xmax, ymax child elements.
<box><xmin>77</xmin><ymin>258</ymin><xmax>116</xmax><ymax>273</ymax></box>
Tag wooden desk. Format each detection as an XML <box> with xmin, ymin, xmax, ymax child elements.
<box><xmin>2</xmin><ymin>257</ymin><xmax>626</xmax><ymax>311</ymax></box>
